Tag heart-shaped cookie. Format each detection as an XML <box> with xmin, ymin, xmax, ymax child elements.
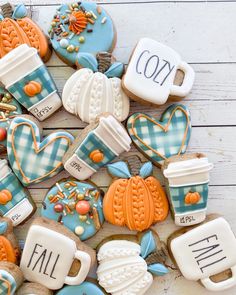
<box><xmin>127</xmin><ymin>104</ymin><xmax>191</xmax><ymax>167</ymax></box>
<box><xmin>7</xmin><ymin>116</ymin><xmax>74</xmax><ymax>186</ymax></box>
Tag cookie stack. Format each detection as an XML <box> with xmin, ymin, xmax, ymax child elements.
<box><xmin>0</xmin><ymin>2</ymin><xmax>235</xmax><ymax>295</ymax></box>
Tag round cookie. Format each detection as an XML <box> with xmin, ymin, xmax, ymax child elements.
<box><xmin>16</xmin><ymin>282</ymin><xmax>53</xmax><ymax>295</ymax></box>
<box><xmin>41</xmin><ymin>178</ymin><xmax>104</xmax><ymax>241</ymax></box>
<box><xmin>48</xmin><ymin>2</ymin><xmax>116</xmax><ymax>67</ymax></box>
<box><xmin>56</xmin><ymin>281</ymin><xmax>106</xmax><ymax>295</ymax></box>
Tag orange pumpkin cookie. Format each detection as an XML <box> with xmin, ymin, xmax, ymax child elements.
<box><xmin>103</xmin><ymin>156</ymin><xmax>169</xmax><ymax>231</ymax></box>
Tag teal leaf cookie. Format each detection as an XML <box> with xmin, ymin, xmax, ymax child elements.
<box><xmin>107</xmin><ymin>161</ymin><xmax>131</xmax><ymax>179</ymax></box>
<box><xmin>148</xmin><ymin>263</ymin><xmax>169</xmax><ymax>276</ymax></box>
<box><xmin>140</xmin><ymin>231</ymin><xmax>156</xmax><ymax>259</ymax></box>
<box><xmin>139</xmin><ymin>162</ymin><xmax>153</xmax><ymax>178</ymax></box>
<box><xmin>0</xmin><ymin>221</ymin><xmax>7</xmax><ymax>234</ymax></box>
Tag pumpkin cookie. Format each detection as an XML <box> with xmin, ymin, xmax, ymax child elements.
<box><xmin>0</xmin><ymin>261</ymin><xmax>24</xmax><ymax>295</ymax></box>
<box><xmin>0</xmin><ymin>217</ymin><xmax>20</xmax><ymax>264</ymax></box>
<box><xmin>0</xmin><ymin>3</ymin><xmax>51</xmax><ymax>61</ymax></box>
<box><xmin>41</xmin><ymin>178</ymin><xmax>104</xmax><ymax>241</ymax></box>
<box><xmin>62</xmin><ymin>52</ymin><xmax>129</xmax><ymax>123</ymax></box>
<box><xmin>97</xmin><ymin>230</ymin><xmax>169</xmax><ymax>295</ymax></box>
<box><xmin>103</xmin><ymin>156</ymin><xmax>169</xmax><ymax>232</ymax></box>
<box><xmin>16</xmin><ymin>282</ymin><xmax>53</xmax><ymax>295</ymax></box>
<box><xmin>162</xmin><ymin>153</ymin><xmax>213</xmax><ymax>226</ymax></box>
<box><xmin>48</xmin><ymin>2</ymin><xmax>116</xmax><ymax>67</ymax></box>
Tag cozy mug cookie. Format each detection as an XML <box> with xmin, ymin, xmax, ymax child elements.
<box><xmin>63</xmin><ymin>114</ymin><xmax>131</xmax><ymax>180</ymax></box>
<box><xmin>122</xmin><ymin>38</ymin><xmax>195</xmax><ymax>106</ymax></box>
<box><xmin>56</xmin><ymin>281</ymin><xmax>106</xmax><ymax>295</ymax></box>
<box><xmin>7</xmin><ymin>116</ymin><xmax>74</xmax><ymax>187</ymax></box>
<box><xmin>103</xmin><ymin>156</ymin><xmax>169</xmax><ymax>232</ymax></box>
<box><xmin>62</xmin><ymin>52</ymin><xmax>129</xmax><ymax>123</ymax></box>
<box><xmin>163</xmin><ymin>153</ymin><xmax>213</xmax><ymax>226</ymax></box>
<box><xmin>20</xmin><ymin>217</ymin><xmax>96</xmax><ymax>290</ymax></box>
<box><xmin>0</xmin><ymin>261</ymin><xmax>24</xmax><ymax>295</ymax></box>
<box><xmin>97</xmin><ymin>230</ymin><xmax>169</xmax><ymax>295</ymax></box>
<box><xmin>168</xmin><ymin>215</ymin><xmax>236</xmax><ymax>292</ymax></box>
<box><xmin>127</xmin><ymin>104</ymin><xmax>192</xmax><ymax>167</ymax></box>
<box><xmin>16</xmin><ymin>282</ymin><xmax>53</xmax><ymax>295</ymax></box>
<box><xmin>41</xmin><ymin>178</ymin><xmax>104</xmax><ymax>241</ymax></box>
<box><xmin>0</xmin><ymin>3</ymin><xmax>51</xmax><ymax>61</ymax></box>
<box><xmin>48</xmin><ymin>2</ymin><xmax>115</xmax><ymax>67</ymax></box>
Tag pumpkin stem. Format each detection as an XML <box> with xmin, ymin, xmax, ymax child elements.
<box><xmin>126</xmin><ymin>156</ymin><xmax>142</xmax><ymax>176</ymax></box>
<box><xmin>145</xmin><ymin>243</ymin><xmax>168</xmax><ymax>265</ymax></box>
<box><xmin>96</xmin><ymin>52</ymin><xmax>112</xmax><ymax>73</ymax></box>
<box><xmin>1</xmin><ymin>3</ymin><xmax>13</xmax><ymax>18</ymax></box>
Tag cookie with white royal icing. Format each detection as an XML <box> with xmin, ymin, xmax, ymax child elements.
<box><xmin>97</xmin><ymin>230</ymin><xmax>169</xmax><ymax>295</ymax></box>
<box><xmin>63</xmin><ymin>114</ymin><xmax>131</xmax><ymax>180</ymax></box>
<box><xmin>62</xmin><ymin>52</ymin><xmax>129</xmax><ymax>123</ymax></box>
<box><xmin>122</xmin><ymin>38</ymin><xmax>195</xmax><ymax>106</ymax></box>
<box><xmin>56</xmin><ymin>281</ymin><xmax>106</xmax><ymax>295</ymax></box>
<box><xmin>48</xmin><ymin>2</ymin><xmax>115</xmax><ymax>67</ymax></box>
<box><xmin>7</xmin><ymin>116</ymin><xmax>74</xmax><ymax>187</ymax></box>
<box><xmin>168</xmin><ymin>215</ymin><xmax>236</xmax><ymax>292</ymax></box>
<box><xmin>16</xmin><ymin>282</ymin><xmax>53</xmax><ymax>295</ymax></box>
<box><xmin>41</xmin><ymin>178</ymin><xmax>104</xmax><ymax>241</ymax></box>
<box><xmin>163</xmin><ymin>153</ymin><xmax>213</xmax><ymax>226</ymax></box>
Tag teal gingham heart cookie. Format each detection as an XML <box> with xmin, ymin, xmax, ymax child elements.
<box><xmin>127</xmin><ymin>104</ymin><xmax>191</xmax><ymax>167</ymax></box>
<box><xmin>7</xmin><ymin>116</ymin><xmax>74</xmax><ymax>186</ymax></box>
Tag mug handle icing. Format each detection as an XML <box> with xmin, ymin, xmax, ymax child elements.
<box><xmin>64</xmin><ymin>250</ymin><xmax>91</xmax><ymax>285</ymax></box>
<box><xmin>170</xmin><ymin>61</ymin><xmax>195</xmax><ymax>97</ymax></box>
<box><xmin>201</xmin><ymin>265</ymin><xmax>236</xmax><ymax>291</ymax></box>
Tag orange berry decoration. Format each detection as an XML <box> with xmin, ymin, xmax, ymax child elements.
<box><xmin>0</xmin><ymin>190</ymin><xmax>12</xmax><ymax>205</ymax></box>
<box><xmin>0</xmin><ymin>127</ymin><xmax>7</xmax><ymax>141</ymax></box>
<box><xmin>185</xmin><ymin>192</ymin><xmax>201</xmax><ymax>205</ymax></box>
<box><xmin>76</xmin><ymin>200</ymin><xmax>90</xmax><ymax>215</ymax></box>
<box><xmin>89</xmin><ymin>150</ymin><xmax>104</xmax><ymax>163</ymax></box>
<box><xmin>24</xmin><ymin>81</ymin><xmax>42</xmax><ymax>97</ymax></box>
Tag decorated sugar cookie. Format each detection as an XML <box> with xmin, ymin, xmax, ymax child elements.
<box><xmin>48</xmin><ymin>2</ymin><xmax>115</xmax><ymax>67</ymax></box>
<box><xmin>103</xmin><ymin>156</ymin><xmax>169</xmax><ymax>232</ymax></box>
<box><xmin>41</xmin><ymin>178</ymin><xmax>104</xmax><ymax>241</ymax></box>
<box><xmin>97</xmin><ymin>230</ymin><xmax>169</xmax><ymax>295</ymax></box>
<box><xmin>122</xmin><ymin>38</ymin><xmax>195</xmax><ymax>105</ymax></box>
<box><xmin>63</xmin><ymin>114</ymin><xmax>131</xmax><ymax>180</ymax></box>
<box><xmin>62</xmin><ymin>52</ymin><xmax>129</xmax><ymax>123</ymax></box>
<box><xmin>0</xmin><ymin>3</ymin><xmax>51</xmax><ymax>61</ymax></box>
<box><xmin>16</xmin><ymin>282</ymin><xmax>53</xmax><ymax>295</ymax></box>
<box><xmin>0</xmin><ymin>261</ymin><xmax>24</xmax><ymax>295</ymax></box>
<box><xmin>163</xmin><ymin>153</ymin><xmax>213</xmax><ymax>226</ymax></box>
<box><xmin>20</xmin><ymin>217</ymin><xmax>96</xmax><ymax>290</ymax></box>
<box><xmin>7</xmin><ymin>116</ymin><xmax>74</xmax><ymax>187</ymax></box>
<box><xmin>0</xmin><ymin>217</ymin><xmax>20</xmax><ymax>264</ymax></box>
<box><xmin>168</xmin><ymin>216</ymin><xmax>236</xmax><ymax>292</ymax></box>
<box><xmin>127</xmin><ymin>104</ymin><xmax>192</xmax><ymax>167</ymax></box>
<box><xmin>0</xmin><ymin>44</ymin><xmax>62</xmax><ymax>121</ymax></box>
<box><xmin>56</xmin><ymin>281</ymin><xmax>106</xmax><ymax>295</ymax></box>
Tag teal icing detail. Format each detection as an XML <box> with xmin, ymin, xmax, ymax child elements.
<box><xmin>148</xmin><ymin>263</ymin><xmax>169</xmax><ymax>276</ymax></box>
<box><xmin>140</xmin><ymin>231</ymin><xmax>156</xmax><ymax>259</ymax></box>
<box><xmin>12</xmin><ymin>4</ymin><xmax>28</xmax><ymax>19</ymax></box>
<box><xmin>140</xmin><ymin>162</ymin><xmax>153</xmax><ymax>178</ymax></box>
<box><xmin>0</xmin><ymin>15</ymin><xmax>4</xmax><ymax>21</ymax></box>
<box><xmin>76</xmin><ymin>53</ymin><xmax>98</xmax><ymax>72</ymax></box>
<box><xmin>107</xmin><ymin>161</ymin><xmax>131</xmax><ymax>179</ymax></box>
<box><xmin>56</xmin><ymin>282</ymin><xmax>105</xmax><ymax>295</ymax></box>
<box><xmin>104</xmin><ymin>62</ymin><xmax>124</xmax><ymax>78</ymax></box>
<box><xmin>0</xmin><ymin>270</ymin><xmax>17</xmax><ymax>295</ymax></box>
<box><xmin>0</xmin><ymin>221</ymin><xmax>7</xmax><ymax>234</ymax></box>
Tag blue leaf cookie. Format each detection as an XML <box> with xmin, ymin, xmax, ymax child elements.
<box><xmin>56</xmin><ymin>281</ymin><xmax>106</xmax><ymax>295</ymax></box>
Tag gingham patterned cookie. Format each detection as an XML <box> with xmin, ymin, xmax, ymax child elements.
<box><xmin>127</xmin><ymin>104</ymin><xmax>191</xmax><ymax>167</ymax></box>
<box><xmin>7</xmin><ymin>116</ymin><xmax>74</xmax><ymax>186</ymax></box>
<box><xmin>0</xmin><ymin>262</ymin><xmax>24</xmax><ymax>295</ymax></box>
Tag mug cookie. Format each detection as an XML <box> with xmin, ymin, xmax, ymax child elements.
<box><xmin>20</xmin><ymin>217</ymin><xmax>96</xmax><ymax>290</ymax></box>
<box><xmin>16</xmin><ymin>282</ymin><xmax>53</xmax><ymax>295</ymax></box>
<box><xmin>122</xmin><ymin>38</ymin><xmax>195</xmax><ymax>106</ymax></box>
<box><xmin>168</xmin><ymin>215</ymin><xmax>236</xmax><ymax>292</ymax></box>
<box><xmin>0</xmin><ymin>217</ymin><xmax>20</xmax><ymax>264</ymax></box>
<box><xmin>0</xmin><ymin>3</ymin><xmax>51</xmax><ymax>61</ymax></box>
<box><xmin>0</xmin><ymin>159</ymin><xmax>36</xmax><ymax>226</ymax></box>
<box><xmin>103</xmin><ymin>156</ymin><xmax>169</xmax><ymax>232</ymax></box>
<box><xmin>41</xmin><ymin>178</ymin><xmax>104</xmax><ymax>241</ymax></box>
<box><xmin>63</xmin><ymin>114</ymin><xmax>131</xmax><ymax>180</ymax></box>
<box><xmin>127</xmin><ymin>104</ymin><xmax>192</xmax><ymax>167</ymax></box>
<box><xmin>97</xmin><ymin>230</ymin><xmax>169</xmax><ymax>295</ymax></box>
<box><xmin>0</xmin><ymin>44</ymin><xmax>62</xmax><ymax>121</ymax></box>
<box><xmin>62</xmin><ymin>52</ymin><xmax>129</xmax><ymax>123</ymax></box>
<box><xmin>56</xmin><ymin>281</ymin><xmax>106</xmax><ymax>295</ymax></box>
<box><xmin>162</xmin><ymin>153</ymin><xmax>213</xmax><ymax>226</ymax></box>
<box><xmin>7</xmin><ymin>116</ymin><xmax>74</xmax><ymax>187</ymax></box>
<box><xmin>0</xmin><ymin>261</ymin><xmax>24</xmax><ymax>295</ymax></box>
<box><xmin>48</xmin><ymin>2</ymin><xmax>115</xmax><ymax>67</ymax></box>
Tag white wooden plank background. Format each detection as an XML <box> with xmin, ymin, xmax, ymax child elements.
<box><xmin>6</xmin><ymin>0</ymin><xmax>236</xmax><ymax>294</ymax></box>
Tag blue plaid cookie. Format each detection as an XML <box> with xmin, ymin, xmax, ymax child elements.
<box><xmin>0</xmin><ymin>269</ymin><xmax>16</xmax><ymax>295</ymax></box>
<box><xmin>7</xmin><ymin>116</ymin><xmax>74</xmax><ymax>186</ymax></box>
<box><xmin>127</xmin><ymin>104</ymin><xmax>191</xmax><ymax>166</ymax></box>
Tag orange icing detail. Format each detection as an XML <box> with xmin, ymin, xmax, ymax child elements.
<box><xmin>16</xmin><ymin>17</ymin><xmax>49</xmax><ymax>59</ymax></box>
<box><xmin>0</xmin><ymin>190</ymin><xmax>12</xmax><ymax>205</ymax></box>
<box><xmin>23</xmin><ymin>81</ymin><xmax>42</xmax><ymax>97</ymax></box>
<box><xmin>0</xmin><ymin>18</ymin><xmax>30</xmax><ymax>58</ymax></box>
<box><xmin>69</xmin><ymin>11</ymin><xmax>88</xmax><ymax>34</ymax></box>
<box><xmin>89</xmin><ymin>150</ymin><xmax>104</xmax><ymax>163</ymax></box>
<box><xmin>185</xmin><ymin>192</ymin><xmax>201</xmax><ymax>204</ymax></box>
<box><xmin>0</xmin><ymin>236</ymin><xmax>16</xmax><ymax>263</ymax></box>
